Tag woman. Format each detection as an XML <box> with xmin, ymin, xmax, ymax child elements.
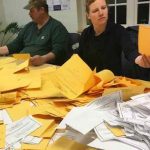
<box><xmin>78</xmin><ymin>0</ymin><xmax>150</xmax><ymax>77</ymax></box>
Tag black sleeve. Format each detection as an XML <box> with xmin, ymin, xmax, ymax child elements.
<box><xmin>118</xmin><ymin>25</ymin><xmax>139</xmax><ymax>63</ymax></box>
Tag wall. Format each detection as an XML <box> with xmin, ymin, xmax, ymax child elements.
<box><xmin>1</xmin><ymin>0</ymin><xmax>79</xmax><ymax>33</ymax></box>
<box><xmin>0</xmin><ymin>0</ymin><xmax>6</xmax><ymax>29</ymax></box>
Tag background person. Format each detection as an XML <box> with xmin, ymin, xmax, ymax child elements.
<box><xmin>0</xmin><ymin>0</ymin><xmax>70</xmax><ymax>66</ymax></box>
<box><xmin>78</xmin><ymin>0</ymin><xmax>150</xmax><ymax>78</ymax></box>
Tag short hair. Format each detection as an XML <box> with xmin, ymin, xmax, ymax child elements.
<box><xmin>86</xmin><ymin>0</ymin><xmax>109</xmax><ymax>13</ymax></box>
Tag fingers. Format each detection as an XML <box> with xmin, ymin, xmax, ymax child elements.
<box><xmin>142</xmin><ymin>55</ymin><xmax>150</xmax><ymax>67</ymax></box>
<box><xmin>30</xmin><ymin>55</ymin><xmax>42</xmax><ymax>66</ymax></box>
<box><xmin>30</xmin><ymin>55</ymin><xmax>46</xmax><ymax>66</ymax></box>
<box><xmin>135</xmin><ymin>55</ymin><xmax>150</xmax><ymax>68</ymax></box>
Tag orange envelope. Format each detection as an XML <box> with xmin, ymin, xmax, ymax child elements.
<box><xmin>13</xmin><ymin>53</ymin><xmax>30</xmax><ymax>60</ymax></box>
<box><xmin>138</xmin><ymin>25</ymin><xmax>150</xmax><ymax>56</ymax></box>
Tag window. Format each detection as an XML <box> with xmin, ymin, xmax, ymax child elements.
<box><xmin>136</xmin><ymin>0</ymin><xmax>150</xmax><ymax>24</ymax></box>
<box><xmin>79</xmin><ymin>0</ymin><xmax>150</xmax><ymax>30</ymax></box>
<box><xmin>108</xmin><ymin>0</ymin><xmax>127</xmax><ymax>24</ymax></box>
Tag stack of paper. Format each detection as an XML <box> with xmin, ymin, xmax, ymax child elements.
<box><xmin>57</xmin><ymin>92</ymin><xmax>150</xmax><ymax>150</ymax></box>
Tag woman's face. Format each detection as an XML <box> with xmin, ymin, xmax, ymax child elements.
<box><xmin>87</xmin><ymin>0</ymin><xmax>108</xmax><ymax>27</ymax></box>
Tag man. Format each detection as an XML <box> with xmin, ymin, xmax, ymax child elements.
<box><xmin>0</xmin><ymin>0</ymin><xmax>70</xmax><ymax>66</ymax></box>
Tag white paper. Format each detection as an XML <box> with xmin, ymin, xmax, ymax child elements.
<box><xmin>66</xmin><ymin>109</ymin><xmax>103</xmax><ymax>134</ymax></box>
<box><xmin>21</xmin><ymin>136</ymin><xmax>42</xmax><ymax>144</ymax></box>
<box><xmin>86</xmin><ymin>91</ymin><xmax>122</xmax><ymax>110</ymax></box>
<box><xmin>94</xmin><ymin>122</ymin><xmax>116</xmax><ymax>141</ymax></box>
<box><xmin>6</xmin><ymin>116</ymin><xmax>41</xmax><ymax>147</ymax></box>
<box><xmin>88</xmin><ymin>138</ymin><xmax>139</xmax><ymax>150</ymax></box>
<box><xmin>1</xmin><ymin>109</ymin><xmax>12</xmax><ymax>124</ymax></box>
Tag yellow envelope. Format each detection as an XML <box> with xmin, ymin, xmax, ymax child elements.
<box><xmin>0</xmin><ymin>62</ymin><xmax>17</xmax><ymax>74</ymax></box>
<box><xmin>138</xmin><ymin>25</ymin><xmax>150</xmax><ymax>56</ymax></box>
<box><xmin>96</xmin><ymin>69</ymin><xmax>115</xmax><ymax>84</ymax></box>
<box><xmin>42</xmin><ymin>122</ymin><xmax>57</xmax><ymax>138</ymax></box>
<box><xmin>6</xmin><ymin>101</ymin><xmax>31</xmax><ymax>121</ymax></box>
<box><xmin>105</xmin><ymin>123</ymin><xmax>125</xmax><ymax>137</ymax></box>
<box><xmin>29</xmin><ymin>104</ymin><xmax>66</xmax><ymax>118</ymax></box>
<box><xmin>14</xmin><ymin>59</ymin><xmax>29</xmax><ymax>73</ymax></box>
<box><xmin>0</xmin><ymin>57</ymin><xmax>16</xmax><ymax>67</ymax></box>
<box><xmin>0</xmin><ymin>104</ymin><xmax>13</xmax><ymax>109</ymax></box>
<box><xmin>13</xmin><ymin>53</ymin><xmax>30</xmax><ymax>60</ymax></box>
<box><xmin>47</xmin><ymin>136</ymin><xmax>96</xmax><ymax>150</ymax></box>
<box><xmin>0</xmin><ymin>124</ymin><xmax>5</xmax><ymax>149</ymax></box>
<box><xmin>25</xmin><ymin>72</ymin><xmax>63</xmax><ymax>98</ymax></box>
<box><xmin>21</xmin><ymin>138</ymin><xmax>49</xmax><ymax>150</ymax></box>
<box><xmin>0</xmin><ymin>92</ymin><xmax>18</xmax><ymax>104</ymax></box>
<box><xmin>52</xmin><ymin>54</ymin><xmax>97</xmax><ymax>99</ymax></box>
<box><xmin>31</xmin><ymin>118</ymin><xmax>55</xmax><ymax>137</ymax></box>
<box><xmin>30</xmin><ymin>64</ymin><xmax>58</xmax><ymax>74</ymax></box>
<box><xmin>15</xmin><ymin>70</ymin><xmax>41</xmax><ymax>89</ymax></box>
<box><xmin>0</xmin><ymin>74</ymin><xmax>31</xmax><ymax>92</ymax></box>
<box><xmin>103</xmin><ymin>86</ymin><xmax>145</xmax><ymax>101</ymax></box>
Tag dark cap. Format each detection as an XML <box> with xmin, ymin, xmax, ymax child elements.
<box><xmin>24</xmin><ymin>0</ymin><xmax>47</xmax><ymax>10</ymax></box>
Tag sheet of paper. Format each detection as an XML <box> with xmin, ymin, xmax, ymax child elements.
<box><xmin>21</xmin><ymin>138</ymin><xmax>49</xmax><ymax>150</ymax></box>
<box><xmin>138</xmin><ymin>25</ymin><xmax>150</xmax><ymax>56</ymax></box>
<box><xmin>0</xmin><ymin>110</ymin><xmax>3</xmax><ymax>123</ymax></box>
<box><xmin>21</xmin><ymin>136</ymin><xmax>42</xmax><ymax>144</ymax></box>
<box><xmin>51</xmin><ymin>54</ymin><xmax>97</xmax><ymax>99</ymax></box>
<box><xmin>94</xmin><ymin>122</ymin><xmax>116</xmax><ymax>141</ymax></box>
<box><xmin>66</xmin><ymin>109</ymin><xmax>103</xmax><ymax>134</ymax></box>
<box><xmin>88</xmin><ymin>138</ymin><xmax>142</xmax><ymax>150</ymax></box>
<box><xmin>57</xmin><ymin>107</ymin><xmax>85</xmax><ymax>129</ymax></box>
<box><xmin>117</xmin><ymin>137</ymin><xmax>149</xmax><ymax>150</ymax></box>
<box><xmin>1</xmin><ymin>110</ymin><xmax>12</xmax><ymax>125</ymax></box>
<box><xmin>6</xmin><ymin>116</ymin><xmax>41</xmax><ymax>147</ymax></box>
<box><xmin>0</xmin><ymin>124</ymin><xmax>5</xmax><ymax>149</ymax></box>
<box><xmin>86</xmin><ymin>91</ymin><xmax>122</xmax><ymax>110</ymax></box>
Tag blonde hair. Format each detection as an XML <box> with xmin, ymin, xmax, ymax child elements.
<box><xmin>86</xmin><ymin>0</ymin><xmax>109</xmax><ymax>13</ymax></box>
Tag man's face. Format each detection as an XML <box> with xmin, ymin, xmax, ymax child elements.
<box><xmin>87</xmin><ymin>0</ymin><xmax>108</xmax><ymax>26</ymax></box>
<box><xmin>29</xmin><ymin>7</ymin><xmax>43</xmax><ymax>23</ymax></box>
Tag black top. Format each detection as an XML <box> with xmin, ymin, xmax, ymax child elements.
<box><xmin>78</xmin><ymin>21</ymin><xmax>139</xmax><ymax>75</ymax></box>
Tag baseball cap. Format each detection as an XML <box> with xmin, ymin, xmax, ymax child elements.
<box><xmin>24</xmin><ymin>0</ymin><xmax>47</xmax><ymax>10</ymax></box>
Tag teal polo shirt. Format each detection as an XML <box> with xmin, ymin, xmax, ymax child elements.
<box><xmin>7</xmin><ymin>17</ymin><xmax>70</xmax><ymax>65</ymax></box>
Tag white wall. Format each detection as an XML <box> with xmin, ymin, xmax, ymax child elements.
<box><xmin>1</xmin><ymin>0</ymin><xmax>79</xmax><ymax>33</ymax></box>
<box><xmin>0</xmin><ymin>0</ymin><xmax>6</xmax><ymax>29</ymax></box>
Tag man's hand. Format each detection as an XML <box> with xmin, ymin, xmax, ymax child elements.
<box><xmin>135</xmin><ymin>55</ymin><xmax>150</xmax><ymax>68</ymax></box>
<box><xmin>0</xmin><ymin>46</ymin><xmax>9</xmax><ymax>55</ymax></box>
<box><xmin>30</xmin><ymin>52</ymin><xmax>56</xmax><ymax>66</ymax></box>
<box><xmin>30</xmin><ymin>55</ymin><xmax>46</xmax><ymax>66</ymax></box>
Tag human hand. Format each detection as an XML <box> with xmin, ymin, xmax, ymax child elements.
<box><xmin>0</xmin><ymin>46</ymin><xmax>9</xmax><ymax>55</ymax></box>
<box><xmin>30</xmin><ymin>55</ymin><xmax>46</xmax><ymax>66</ymax></box>
<box><xmin>135</xmin><ymin>55</ymin><xmax>150</xmax><ymax>68</ymax></box>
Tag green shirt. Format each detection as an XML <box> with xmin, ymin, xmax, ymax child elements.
<box><xmin>7</xmin><ymin>17</ymin><xmax>70</xmax><ymax>65</ymax></box>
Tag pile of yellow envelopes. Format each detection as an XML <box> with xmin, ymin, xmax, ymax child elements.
<box><xmin>0</xmin><ymin>53</ymin><xmax>149</xmax><ymax>149</ymax></box>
